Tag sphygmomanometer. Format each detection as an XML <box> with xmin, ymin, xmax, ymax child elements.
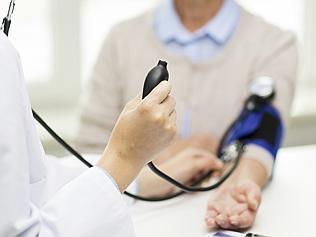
<box><xmin>1</xmin><ymin>0</ymin><xmax>283</xmax><ymax>202</ymax></box>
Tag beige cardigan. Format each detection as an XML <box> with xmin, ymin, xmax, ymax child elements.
<box><xmin>76</xmin><ymin>7</ymin><xmax>298</xmax><ymax>176</ymax></box>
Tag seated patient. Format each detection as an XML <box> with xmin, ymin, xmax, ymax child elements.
<box><xmin>76</xmin><ymin>0</ymin><xmax>298</xmax><ymax>230</ymax></box>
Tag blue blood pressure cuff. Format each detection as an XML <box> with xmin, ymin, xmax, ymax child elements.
<box><xmin>224</xmin><ymin>105</ymin><xmax>284</xmax><ymax>159</ymax></box>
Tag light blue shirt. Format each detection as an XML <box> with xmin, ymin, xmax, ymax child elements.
<box><xmin>153</xmin><ymin>0</ymin><xmax>240</xmax><ymax>137</ymax></box>
<box><xmin>153</xmin><ymin>0</ymin><xmax>240</xmax><ymax>62</ymax></box>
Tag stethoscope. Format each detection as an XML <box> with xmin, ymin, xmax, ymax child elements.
<box><xmin>1</xmin><ymin>0</ymin><xmax>275</xmax><ymax>202</ymax></box>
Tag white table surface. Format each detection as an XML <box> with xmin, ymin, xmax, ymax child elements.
<box><xmin>130</xmin><ymin>145</ymin><xmax>316</xmax><ymax>237</ymax></box>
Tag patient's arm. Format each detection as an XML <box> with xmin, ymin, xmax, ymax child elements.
<box><xmin>205</xmin><ymin>157</ymin><xmax>267</xmax><ymax>230</ymax></box>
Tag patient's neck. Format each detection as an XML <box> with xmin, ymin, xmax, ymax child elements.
<box><xmin>174</xmin><ymin>0</ymin><xmax>224</xmax><ymax>32</ymax></box>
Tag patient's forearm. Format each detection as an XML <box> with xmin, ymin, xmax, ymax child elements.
<box><xmin>222</xmin><ymin>158</ymin><xmax>268</xmax><ymax>188</ymax></box>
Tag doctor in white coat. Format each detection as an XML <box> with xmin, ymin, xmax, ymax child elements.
<box><xmin>0</xmin><ymin>30</ymin><xmax>176</xmax><ymax>237</ymax></box>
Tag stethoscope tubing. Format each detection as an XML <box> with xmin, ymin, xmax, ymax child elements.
<box><xmin>2</xmin><ymin>3</ymin><xmax>244</xmax><ymax>202</ymax></box>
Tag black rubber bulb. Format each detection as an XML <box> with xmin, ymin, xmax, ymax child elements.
<box><xmin>142</xmin><ymin>60</ymin><xmax>169</xmax><ymax>99</ymax></box>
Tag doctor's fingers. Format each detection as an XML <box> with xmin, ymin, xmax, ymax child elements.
<box><xmin>128</xmin><ymin>93</ymin><xmax>142</xmax><ymax>106</ymax></box>
<box><xmin>157</xmin><ymin>95</ymin><xmax>176</xmax><ymax>117</ymax></box>
<box><xmin>143</xmin><ymin>81</ymin><xmax>172</xmax><ymax>105</ymax></box>
<box><xmin>125</xmin><ymin>93</ymin><xmax>142</xmax><ymax>110</ymax></box>
<box><xmin>166</xmin><ymin>110</ymin><xmax>177</xmax><ymax>136</ymax></box>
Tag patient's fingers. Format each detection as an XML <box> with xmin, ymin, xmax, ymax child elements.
<box><xmin>231</xmin><ymin>190</ymin><xmax>247</xmax><ymax>203</ymax></box>
<box><xmin>206</xmin><ymin>209</ymin><xmax>218</xmax><ymax>218</ymax></box>
<box><xmin>205</xmin><ymin>204</ymin><xmax>220</xmax><ymax>229</ymax></box>
<box><xmin>230</xmin><ymin>210</ymin><xmax>255</xmax><ymax>229</ymax></box>
<box><xmin>227</xmin><ymin>203</ymin><xmax>248</xmax><ymax>217</ymax></box>
<box><xmin>205</xmin><ymin>218</ymin><xmax>217</xmax><ymax>229</ymax></box>
<box><xmin>246</xmin><ymin>188</ymin><xmax>261</xmax><ymax>211</ymax></box>
<box><xmin>231</xmin><ymin>182</ymin><xmax>261</xmax><ymax>211</ymax></box>
<box><xmin>215</xmin><ymin>214</ymin><xmax>230</xmax><ymax>229</ymax></box>
<box><xmin>205</xmin><ymin>212</ymin><xmax>218</xmax><ymax>229</ymax></box>
<box><xmin>207</xmin><ymin>202</ymin><xmax>227</xmax><ymax>216</ymax></box>
<box><xmin>229</xmin><ymin>214</ymin><xmax>240</xmax><ymax>226</ymax></box>
<box><xmin>206</xmin><ymin>197</ymin><xmax>254</xmax><ymax>230</ymax></box>
<box><xmin>207</xmin><ymin>203</ymin><xmax>230</xmax><ymax>229</ymax></box>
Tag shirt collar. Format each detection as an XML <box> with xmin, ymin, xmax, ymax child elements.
<box><xmin>153</xmin><ymin>0</ymin><xmax>240</xmax><ymax>45</ymax></box>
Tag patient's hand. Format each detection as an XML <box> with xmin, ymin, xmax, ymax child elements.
<box><xmin>205</xmin><ymin>179</ymin><xmax>261</xmax><ymax>230</ymax></box>
<box><xmin>154</xmin><ymin>133</ymin><xmax>219</xmax><ymax>164</ymax></box>
<box><xmin>138</xmin><ymin>134</ymin><xmax>221</xmax><ymax>197</ymax></box>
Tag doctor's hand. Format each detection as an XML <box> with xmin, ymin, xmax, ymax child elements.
<box><xmin>97</xmin><ymin>81</ymin><xmax>177</xmax><ymax>192</ymax></box>
<box><xmin>205</xmin><ymin>179</ymin><xmax>261</xmax><ymax>230</ymax></box>
<box><xmin>138</xmin><ymin>134</ymin><xmax>222</xmax><ymax>197</ymax></box>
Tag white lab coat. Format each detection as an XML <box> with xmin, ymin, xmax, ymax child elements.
<box><xmin>0</xmin><ymin>32</ymin><xmax>135</xmax><ymax>237</ymax></box>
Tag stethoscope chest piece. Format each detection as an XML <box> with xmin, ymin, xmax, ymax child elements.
<box><xmin>220</xmin><ymin>141</ymin><xmax>244</xmax><ymax>163</ymax></box>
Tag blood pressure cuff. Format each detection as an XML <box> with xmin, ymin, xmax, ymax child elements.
<box><xmin>225</xmin><ymin>105</ymin><xmax>284</xmax><ymax>159</ymax></box>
